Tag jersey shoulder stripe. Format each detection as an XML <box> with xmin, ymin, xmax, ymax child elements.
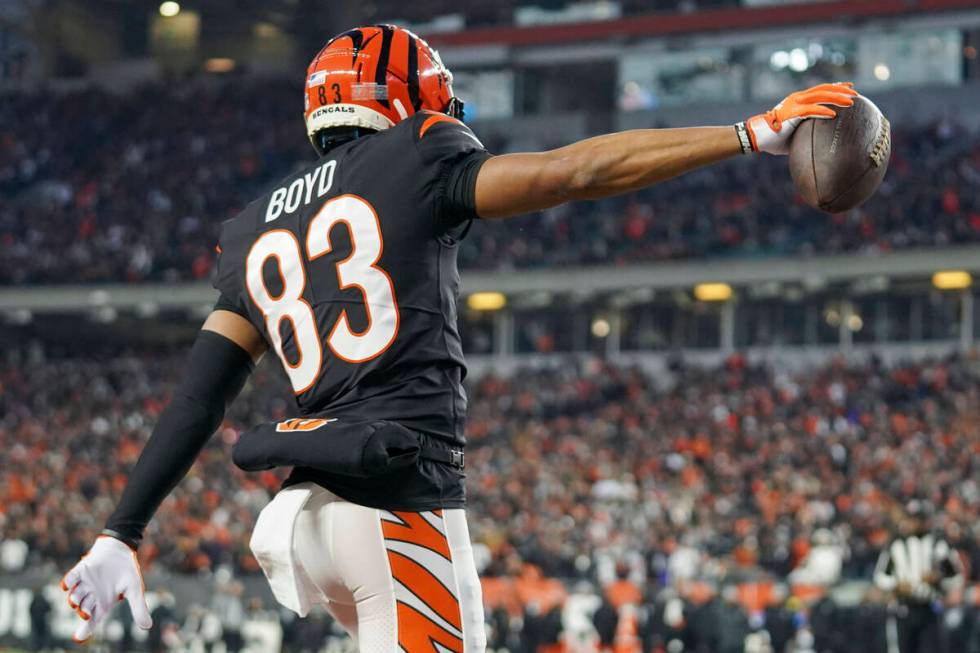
<box><xmin>418</xmin><ymin>112</ymin><xmax>462</xmax><ymax>139</ymax></box>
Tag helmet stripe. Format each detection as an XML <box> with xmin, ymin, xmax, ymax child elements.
<box><xmin>329</xmin><ymin>29</ymin><xmax>364</xmax><ymax>66</ymax></box>
<box><xmin>355</xmin><ymin>30</ymin><xmax>379</xmax><ymax>66</ymax></box>
<box><xmin>374</xmin><ymin>25</ymin><xmax>394</xmax><ymax>109</ymax></box>
<box><xmin>407</xmin><ymin>33</ymin><xmax>421</xmax><ymax>110</ymax></box>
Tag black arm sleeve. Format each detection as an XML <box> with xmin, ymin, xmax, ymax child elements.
<box><xmin>103</xmin><ymin>330</ymin><xmax>254</xmax><ymax>548</ymax></box>
<box><xmin>434</xmin><ymin>150</ymin><xmax>492</xmax><ymax>233</ymax></box>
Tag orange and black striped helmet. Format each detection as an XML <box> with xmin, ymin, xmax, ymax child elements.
<box><xmin>304</xmin><ymin>24</ymin><xmax>463</xmax><ymax>154</ymax></box>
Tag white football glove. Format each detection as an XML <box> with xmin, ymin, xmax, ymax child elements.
<box><xmin>738</xmin><ymin>82</ymin><xmax>858</xmax><ymax>155</ymax></box>
<box><xmin>61</xmin><ymin>536</ymin><xmax>153</xmax><ymax>642</ymax></box>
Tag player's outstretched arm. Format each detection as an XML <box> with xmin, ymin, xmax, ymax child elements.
<box><xmin>474</xmin><ymin>82</ymin><xmax>856</xmax><ymax>219</ymax></box>
<box><xmin>60</xmin><ymin>310</ymin><xmax>265</xmax><ymax>642</ymax></box>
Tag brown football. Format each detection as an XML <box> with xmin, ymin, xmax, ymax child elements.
<box><xmin>788</xmin><ymin>94</ymin><xmax>891</xmax><ymax>213</ymax></box>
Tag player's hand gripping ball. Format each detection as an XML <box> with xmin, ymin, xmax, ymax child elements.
<box><xmin>61</xmin><ymin>536</ymin><xmax>153</xmax><ymax>643</ymax></box>
<box><xmin>788</xmin><ymin>93</ymin><xmax>891</xmax><ymax>213</ymax></box>
<box><xmin>745</xmin><ymin>82</ymin><xmax>858</xmax><ymax>155</ymax></box>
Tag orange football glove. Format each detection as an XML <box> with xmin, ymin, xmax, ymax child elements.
<box><xmin>738</xmin><ymin>82</ymin><xmax>858</xmax><ymax>155</ymax></box>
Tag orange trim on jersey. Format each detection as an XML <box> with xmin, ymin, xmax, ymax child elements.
<box><xmin>419</xmin><ymin>113</ymin><xmax>461</xmax><ymax>139</ymax></box>
<box><xmin>397</xmin><ymin>601</ymin><xmax>463</xmax><ymax>653</ymax></box>
<box><xmin>381</xmin><ymin>512</ymin><xmax>452</xmax><ymax>560</ymax></box>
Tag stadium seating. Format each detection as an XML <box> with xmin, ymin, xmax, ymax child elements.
<box><xmin>2</xmin><ymin>351</ymin><xmax>977</xmax><ymax>612</ymax></box>
<box><xmin>3</xmin><ymin>82</ymin><xmax>979</xmax><ymax>285</ymax></box>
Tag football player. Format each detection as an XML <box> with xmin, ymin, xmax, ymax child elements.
<box><xmin>61</xmin><ymin>24</ymin><xmax>856</xmax><ymax>653</ymax></box>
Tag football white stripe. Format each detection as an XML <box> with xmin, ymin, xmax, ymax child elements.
<box><xmin>385</xmin><ymin>539</ymin><xmax>456</xmax><ymax>586</ymax></box>
<box><xmin>420</xmin><ymin>510</ymin><xmax>446</xmax><ymax>534</ymax></box>
<box><xmin>380</xmin><ymin>510</ymin><xmax>405</xmax><ymax>525</ymax></box>
<box><xmin>393</xmin><ymin>99</ymin><xmax>409</xmax><ymax>120</ymax></box>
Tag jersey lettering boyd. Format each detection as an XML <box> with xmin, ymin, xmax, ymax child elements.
<box><xmin>265</xmin><ymin>159</ymin><xmax>338</xmax><ymax>223</ymax></box>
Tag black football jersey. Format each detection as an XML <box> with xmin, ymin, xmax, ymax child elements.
<box><xmin>213</xmin><ymin>111</ymin><xmax>489</xmax><ymax>510</ymax></box>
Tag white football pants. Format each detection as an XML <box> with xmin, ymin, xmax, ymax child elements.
<box><xmin>250</xmin><ymin>482</ymin><xmax>486</xmax><ymax>653</ymax></box>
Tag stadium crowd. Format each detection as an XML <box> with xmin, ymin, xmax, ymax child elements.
<box><xmin>2</xmin><ymin>346</ymin><xmax>979</xmax><ymax>650</ymax></box>
<box><xmin>3</xmin><ymin>81</ymin><xmax>980</xmax><ymax>285</ymax></box>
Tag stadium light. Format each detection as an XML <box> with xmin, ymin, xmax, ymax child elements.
<box><xmin>159</xmin><ymin>1</ymin><xmax>180</xmax><ymax>17</ymax></box>
<box><xmin>467</xmin><ymin>292</ymin><xmax>507</xmax><ymax>311</ymax></box>
<box><xmin>873</xmin><ymin>63</ymin><xmax>891</xmax><ymax>81</ymax></box>
<box><xmin>932</xmin><ymin>270</ymin><xmax>972</xmax><ymax>290</ymax></box>
<box><xmin>769</xmin><ymin>51</ymin><xmax>790</xmax><ymax>70</ymax></box>
<box><xmin>591</xmin><ymin>317</ymin><xmax>611</xmax><ymax>338</ymax></box>
<box><xmin>205</xmin><ymin>58</ymin><xmax>236</xmax><ymax>73</ymax></box>
<box><xmin>788</xmin><ymin>48</ymin><xmax>809</xmax><ymax>72</ymax></box>
<box><xmin>693</xmin><ymin>283</ymin><xmax>733</xmax><ymax>302</ymax></box>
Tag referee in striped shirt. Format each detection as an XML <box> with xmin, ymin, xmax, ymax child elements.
<box><xmin>873</xmin><ymin>515</ymin><xmax>965</xmax><ymax>653</ymax></box>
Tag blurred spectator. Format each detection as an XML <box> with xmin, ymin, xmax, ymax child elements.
<box><xmin>667</xmin><ymin>536</ymin><xmax>703</xmax><ymax>583</ymax></box>
<box><xmin>787</xmin><ymin>529</ymin><xmax>843</xmax><ymax>587</ymax></box>
<box><xmin>29</xmin><ymin>585</ymin><xmax>52</xmax><ymax>652</ymax></box>
<box><xmin>0</xmin><ymin>528</ymin><xmax>28</xmax><ymax>571</ymax></box>
<box><xmin>213</xmin><ymin>580</ymin><xmax>247</xmax><ymax>653</ymax></box>
<box><xmin>181</xmin><ymin>604</ymin><xmax>221</xmax><ymax>653</ymax></box>
<box><xmin>606</xmin><ymin>563</ymin><xmax>642</xmax><ymax>609</ymax></box>
<box><xmin>488</xmin><ymin>604</ymin><xmax>515</xmax><ymax>651</ymax></box>
<box><xmin>716</xmin><ymin>585</ymin><xmax>751</xmax><ymax>653</ymax></box>
<box><xmin>641</xmin><ymin>586</ymin><xmax>691</xmax><ymax>652</ymax></box>
<box><xmin>149</xmin><ymin>590</ymin><xmax>179</xmax><ymax>653</ymax></box>
<box><xmin>761</xmin><ymin>585</ymin><xmax>795</xmax><ymax>653</ymax></box>
<box><xmin>593</xmin><ymin>595</ymin><xmax>618</xmax><ymax>652</ymax></box>
<box><xmin>3</xmin><ymin>81</ymin><xmax>980</xmax><ymax>285</ymax></box>
<box><xmin>943</xmin><ymin>586</ymin><xmax>980</xmax><ymax>653</ymax></box>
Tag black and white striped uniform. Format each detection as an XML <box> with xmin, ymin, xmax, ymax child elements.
<box><xmin>873</xmin><ymin>534</ymin><xmax>963</xmax><ymax>603</ymax></box>
<box><xmin>873</xmin><ymin>534</ymin><xmax>964</xmax><ymax>653</ymax></box>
